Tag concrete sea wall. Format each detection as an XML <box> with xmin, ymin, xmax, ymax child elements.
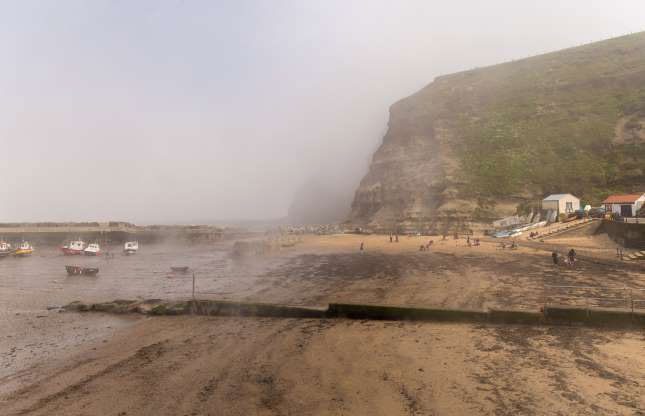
<box><xmin>65</xmin><ymin>300</ymin><xmax>645</xmax><ymax>329</ymax></box>
<box><xmin>600</xmin><ymin>219</ymin><xmax>645</xmax><ymax>249</ymax></box>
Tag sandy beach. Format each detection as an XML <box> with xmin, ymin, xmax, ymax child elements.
<box><xmin>1</xmin><ymin>233</ymin><xmax>644</xmax><ymax>415</ymax></box>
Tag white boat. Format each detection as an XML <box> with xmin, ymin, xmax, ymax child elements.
<box><xmin>62</xmin><ymin>239</ymin><xmax>86</xmax><ymax>255</ymax></box>
<box><xmin>0</xmin><ymin>241</ymin><xmax>14</xmax><ymax>258</ymax></box>
<box><xmin>84</xmin><ymin>243</ymin><xmax>101</xmax><ymax>256</ymax></box>
<box><xmin>123</xmin><ymin>241</ymin><xmax>139</xmax><ymax>255</ymax></box>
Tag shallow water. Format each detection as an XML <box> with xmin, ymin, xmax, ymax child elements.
<box><xmin>0</xmin><ymin>243</ymin><xmax>237</xmax><ymax>308</ymax></box>
<box><xmin>0</xmin><ymin>241</ymin><xmax>277</xmax><ymax>391</ymax></box>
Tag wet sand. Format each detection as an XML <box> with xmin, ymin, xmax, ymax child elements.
<box><xmin>1</xmin><ymin>234</ymin><xmax>644</xmax><ymax>415</ymax></box>
<box><xmin>3</xmin><ymin>317</ymin><xmax>643</xmax><ymax>415</ymax></box>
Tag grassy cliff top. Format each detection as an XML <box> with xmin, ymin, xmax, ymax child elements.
<box><xmin>406</xmin><ymin>31</ymin><xmax>645</xmax><ymax>209</ymax></box>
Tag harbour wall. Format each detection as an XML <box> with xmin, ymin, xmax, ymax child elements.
<box><xmin>0</xmin><ymin>223</ymin><xmax>227</xmax><ymax>245</ymax></box>
<box><xmin>600</xmin><ymin>220</ymin><xmax>645</xmax><ymax>249</ymax></box>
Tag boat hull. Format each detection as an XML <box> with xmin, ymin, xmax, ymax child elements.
<box><xmin>62</xmin><ymin>248</ymin><xmax>83</xmax><ymax>255</ymax></box>
<box><xmin>65</xmin><ymin>265</ymin><xmax>99</xmax><ymax>276</ymax></box>
<box><xmin>14</xmin><ymin>249</ymin><xmax>33</xmax><ymax>257</ymax></box>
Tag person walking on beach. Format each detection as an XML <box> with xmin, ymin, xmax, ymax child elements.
<box><xmin>395</xmin><ymin>234</ymin><xmax>399</xmax><ymax>243</ymax></box>
<box><xmin>567</xmin><ymin>248</ymin><xmax>576</xmax><ymax>265</ymax></box>
<box><xmin>552</xmin><ymin>251</ymin><xmax>559</xmax><ymax>265</ymax></box>
<box><xmin>360</xmin><ymin>241</ymin><xmax>364</xmax><ymax>252</ymax></box>
<box><xmin>389</xmin><ymin>234</ymin><xmax>393</xmax><ymax>243</ymax></box>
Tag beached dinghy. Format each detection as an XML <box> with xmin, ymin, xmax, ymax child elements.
<box><xmin>65</xmin><ymin>265</ymin><xmax>99</xmax><ymax>276</ymax></box>
<box><xmin>14</xmin><ymin>241</ymin><xmax>34</xmax><ymax>257</ymax></box>
<box><xmin>123</xmin><ymin>241</ymin><xmax>139</xmax><ymax>255</ymax></box>
<box><xmin>61</xmin><ymin>239</ymin><xmax>86</xmax><ymax>255</ymax></box>
<box><xmin>83</xmin><ymin>243</ymin><xmax>101</xmax><ymax>256</ymax></box>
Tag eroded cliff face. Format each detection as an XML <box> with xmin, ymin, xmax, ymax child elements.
<box><xmin>351</xmin><ymin>32</ymin><xmax>645</xmax><ymax>231</ymax></box>
<box><xmin>349</xmin><ymin>93</ymin><xmax>462</xmax><ymax>230</ymax></box>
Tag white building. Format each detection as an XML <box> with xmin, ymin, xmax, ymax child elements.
<box><xmin>541</xmin><ymin>194</ymin><xmax>580</xmax><ymax>215</ymax></box>
<box><xmin>602</xmin><ymin>193</ymin><xmax>645</xmax><ymax>217</ymax></box>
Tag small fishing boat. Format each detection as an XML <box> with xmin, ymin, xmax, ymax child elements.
<box><xmin>65</xmin><ymin>265</ymin><xmax>99</xmax><ymax>276</ymax></box>
<box><xmin>61</xmin><ymin>239</ymin><xmax>86</xmax><ymax>255</ymax></box>
<box><xmin>83</xmin><ymin>243</ymin><xmax>101</xmax><ymax>256</ymax></box>
<box><xmin>0</xmin><ymin>241</ymin><xmax>14</xmax><ymax>258</ymax></box>
<box><xmin>123</xmin><ymin>241</ymin><xmax>139</xmax><ymax>255</ymax></box>
<box><xmin>14</xmin><ymin>241</ymin><xmax>34</xmax><ymax>257</ymax></box>
<box><xmin>170</xmin><ymin>266</ymin><xmax>189</xmax><ymax>273</ymax></box>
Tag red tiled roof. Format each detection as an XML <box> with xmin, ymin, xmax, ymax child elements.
<box><xmin>602</xmin><ymin>194</ymin><xmax>644</xmax><ymax>204</ymax></box>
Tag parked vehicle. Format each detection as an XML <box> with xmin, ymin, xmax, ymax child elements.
<box><xmin>588</xmin><ymin>207</ymin><xmax>606</xmax><ymax>218</ymax></box>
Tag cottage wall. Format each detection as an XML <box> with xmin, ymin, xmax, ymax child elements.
<box><xmin>605</xmin><ymin>195</ymin><xmax>645</xmax><ymax>217</ymax></box>
<box><xmin>542</xmin><ymin>195</ymin><xmax>579</xmax><ymax>215</ymax></box>
<box><xmin>541</xmin><ymin>200</ymin><xmax>559</xmax><ymax>212</ymax></box>
<box><xmin>558</xmin><ymin>197</ymin><xmax>579</xmax><ymax>214</ymax></box>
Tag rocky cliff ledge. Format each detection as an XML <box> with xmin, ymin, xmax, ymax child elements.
<box><xmin>351</xmin><ymin>32</ymin><xmax>645</xmax><ymax>232</ymax></box>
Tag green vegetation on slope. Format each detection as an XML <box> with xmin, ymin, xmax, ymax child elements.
<box><xmin>425</xmin><ymin>32</ymin><xmax>645</xmax><ymax>206</ymax></box>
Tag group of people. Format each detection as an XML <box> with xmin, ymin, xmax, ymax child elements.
<box><xmin>552</xmin><ymin>248</ymin><xmax>577</xmax><ymax>267</ymax></box>
<box><xmin>419</xmin><ymin>240</ymin><xmax>434</xmax><ymax>251</ymax></box>
<box><xmin>360</xmin><ymin>233</ymin><xmax>484</xmax><ymax>252</ymax></box>
<box><xmin>498</xmin><ymin>240</ymin><xmax>517</xmax><ymax>250</ymax></box>
<box><xmin>466</xmin><ymin>236</ymin><xmax>481</xmax><ymax>247</ymax></box>
<box><xmin>616</xmin><ymin>247</ymin><xmax>625</xmax><ymax>261</ymax></box>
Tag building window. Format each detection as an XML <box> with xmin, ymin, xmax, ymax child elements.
<box><xmin>565</xmin><ymin>202</ymin><xmax>573</xmax><ymax>212</ymax></box>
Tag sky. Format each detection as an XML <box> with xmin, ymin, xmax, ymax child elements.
<box><xmin>2</xmin><ymin>0</ymin><xmax>645</xmax><ymax>223</ymax></box>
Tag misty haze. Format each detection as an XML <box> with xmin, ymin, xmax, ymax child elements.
<box><xmin>1</xmin><ymin>1</ymin><xmax>644</xmax><ymax>415</ymax></box>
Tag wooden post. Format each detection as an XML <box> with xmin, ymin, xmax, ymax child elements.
<box><xmin>191</xmin><ymin>272</ymin><xmax>196</xmax><ymax>315</ymax></box>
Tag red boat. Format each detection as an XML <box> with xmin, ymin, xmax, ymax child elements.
<box><xmin>61</xmin><ymin>240</ymin><xmax>86</xmax><ymax>255</ymax></box>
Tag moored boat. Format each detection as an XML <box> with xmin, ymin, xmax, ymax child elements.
<box><xmin>0</xmin><ymin>241</ymin><xmax>14</xmax><ymax>258</ymax></box>
<box><xmin>62</xmin><ymin>239</ymin><xmax>86</xmax><ymax>255</ymax></box>
<box><xmin>14</xmin><ymin>241</ymin><xmax>34</xmax><ymax>257</ymax></box>
<box><xmin>65</xmin><ymin>265</ymin><xmax>99</xmax><ymax>276</ymax></box>
<box><xmin>83</xmin><ymin>243</ymin><xmax>101</xmax><ymax>256</ymax></box>
<box><xmin>170</xmin><ymin>266</ymin><xmax>189</xmax><ymax>273</ymax></box>
<box><xmin>123</xmin><ymin>241</ymin><xmax>139</xmax><ymax>255</ymax></box>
